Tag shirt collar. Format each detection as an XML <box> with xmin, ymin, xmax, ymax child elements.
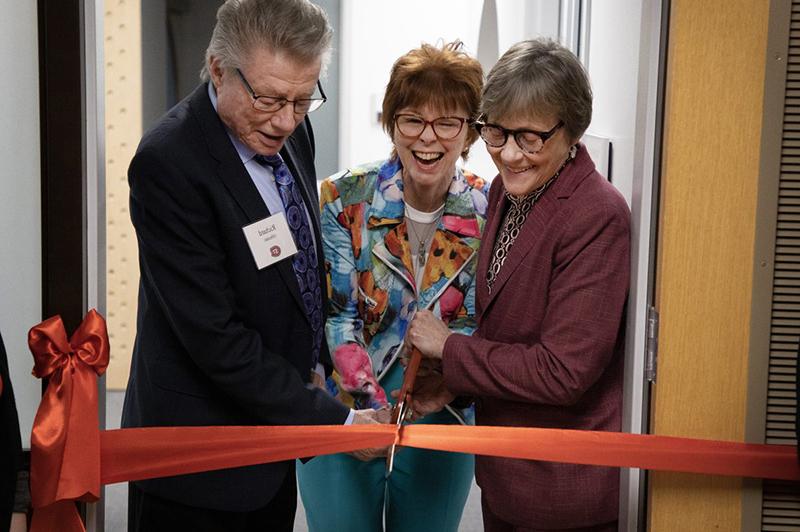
<box><xmin>505</xmin><ymin>177</ymin><xmax>553</xmax><ymax>207</ymax></box>
<box><xmin>208</xmin><ymin>81</ymin><xmax>258</xmax><ymax>165</ymax></box>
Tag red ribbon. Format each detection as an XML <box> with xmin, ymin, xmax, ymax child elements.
<box><xmin>28</xmin><ymin>310</ymin><xmax>108</xmax><ymax>532</ymax></box>
<box><xmin>26</xmin><ymin>312</ymin><xmax>799</xmax><ymax>532</ymax></box>
<box><xmin>94</xmin><ymin>425</ymin><xmax>798</xmax><ymax>486</ymax></box>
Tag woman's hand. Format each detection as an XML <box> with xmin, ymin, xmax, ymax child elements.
<box><xmin>407</xmin><ymin>310</ymin><xmax>452</xmax><ymax>360</ymax></box>
<box><xmin>391</xmin><ymin>371</ymin><xmax>455</xmax><ymax>420</ymax></box>
<box><xmin>399</xmin><ymin>351</ymin><xmax>442</xmax><ymax>377</ymax></box>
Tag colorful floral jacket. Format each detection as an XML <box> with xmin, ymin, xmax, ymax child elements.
<box><xmin>319</xmin><ymin>157</ymin><xmax>488</xmax><ymax>412</ymax></box>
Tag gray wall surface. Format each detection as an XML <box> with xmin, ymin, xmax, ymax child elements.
<box><xmin>0</xmin><ymin>1</ymin><xmax>42</xmax><ymax>448</ymax></box>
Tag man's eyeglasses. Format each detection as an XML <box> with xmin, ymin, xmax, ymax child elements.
<box><xmin>236</xmin><ymin>68</ymin><xmax>327</xmax><ymax>114</ymax></box>
<box><xmin>474</xmin><ymin>120</ymin><xmax>564</xmax><ymax>154</ymax></box>
<box><xmin>394</xmin><ymin>114</ymin><xmax>469</xmax><ymax>140</ymax></box>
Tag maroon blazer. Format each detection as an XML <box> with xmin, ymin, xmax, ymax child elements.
<box><xmin>443</xmin><ymin>144</ymin><xmax>630</xmax><ymax>529</ymax></box>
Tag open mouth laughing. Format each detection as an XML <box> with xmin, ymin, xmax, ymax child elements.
<box><xmin>413</xmin><ymin>151</ymin><xmax>444</xmax><ymax>165</ymax></box>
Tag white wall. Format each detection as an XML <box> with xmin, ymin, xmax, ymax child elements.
<box><xmin>584</xmin><ymin>2</ymin><xmax>664</xmax><ymax>531</ymax></box>
<box><xmin>585</xmin><ymin>0</ymin><xmax>643</xmax><ymax>206</ymax></box>
<box><xmin>339</xmin><ymin>0</ymin><xmax>482</xmax><ymax>175</ymax></box>
<box><xmin>0</xmin><ymin>1</ymin><xmax>42</xmax><ymax>448</ymax></box>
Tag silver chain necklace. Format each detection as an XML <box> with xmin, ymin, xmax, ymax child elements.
<box><xmin>407</xmin><ymin>217</ymin><xmax>438</xmax><ymax>271</ymax></box>
<box><xmin>405</xmin><ymin>202</ymin><xmax>444</xmax><ymax>273</ymax></box>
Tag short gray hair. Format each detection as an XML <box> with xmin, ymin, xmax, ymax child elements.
<box><xmin>481</xmin><ymin>39</ymin><xmax>592</xmax><ymax>142</ymax></box>
<box><xmin>200</xmin><ymin>0</ymin><xmax>332</xmax><ymax>81</ymax></box>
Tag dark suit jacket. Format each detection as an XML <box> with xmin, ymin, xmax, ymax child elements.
<box><xmin>121</xmin><ymin>84</ymin><xmax>350</xmax><ymax>511</ymax></box>
<box><xmin>443</xmin><ymin>145</ymin><xmax>630</xmax><ymax>529</ymax></box>
<box><xmin>0</xmin><ymin>331</ymin><xmax>22</xmax><ymax>530</ymax></box>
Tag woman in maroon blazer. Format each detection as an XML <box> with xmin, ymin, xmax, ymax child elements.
<box><xmin>407</xmin><ymin>39</ymin><xmax>631</xmax><ymax>531</ymax></box>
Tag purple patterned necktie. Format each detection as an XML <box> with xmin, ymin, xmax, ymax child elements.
<box><xmin>258</xmin><ymin>154</ymin><xmax>323</xmax><ymax>367</ymax></box>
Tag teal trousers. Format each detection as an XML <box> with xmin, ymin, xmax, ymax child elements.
<box><xmin>296</xmin><ymin>364</ymin><xmax>474</xmax><ymax>532</ymax></box>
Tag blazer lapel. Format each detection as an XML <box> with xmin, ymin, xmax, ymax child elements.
<box><xmin>282</xmin><ymin>135</ymin><xmax>321</xmax><ymax>247</ymax></box>
<box><xmin>368</xmin><ymin>162</ymin><xmax>416</xmax><ymax>291</ymax></box>
<box><xmin>191</xmin><ymin>85</ymin><xmax>271</xmax><ymax>223</ymax></box>
<box><xmin>483</xmin><ymin>192</ymin><xmax>553</xmax><ymax>308</ymax></box>
<box><xmin>281</xmin><ymin>135</ymin><xmax>326</xmax><ymax>323</ymax></box>
<box><xmin>372</xmin><ymin>224</ymin><xmax>416</xmax><ymax>292</ymax></box>
<box><xmin>482</xmin><ymin>146</ymin><xmax>597</xmax><ymax>309</ymax></box>
<box><xmin>476</xmin><ymin>188</ymin><xmax>505</xmax><ymax>312</ymax></box>
<box><xmin>190</xmin><ymin>84</ymin><xmax>306</xmax><ymax>319</ymax></box>
<box><xmin>417</xmin><ymin>172</ymin><xmax>481</xmax><ymax>310</ymax></box>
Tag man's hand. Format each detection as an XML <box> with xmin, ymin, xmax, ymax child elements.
<box><xmin>407</xmin><ymin>310</ymin><xmax>452</xmax><ymax>360</ymax></box>
<box><xmin>10</xmin><ymin>512</ymin><xmax>26</xmax><ymax>532</ymax></box>
<box><xmin>310</xmin><ymin>370</ymin><xmax>326</xmax><ymax>391</ymax></box>
<box><xmin>349</xmin><ymin>408</ymin><xmax>391</xmax><ymax>461</ymax></box>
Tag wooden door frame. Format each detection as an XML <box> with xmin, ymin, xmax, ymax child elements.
<box><xmin>647</xmin><ymin>0</ymin><xmax>779</xmax><ymax>530</ymax></box>
<box><xmin>38</xmin><ymin>0</ymin><xmax>106</xmax><ymax>529</ymax></box>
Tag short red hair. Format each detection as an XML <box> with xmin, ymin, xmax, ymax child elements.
<box><xmin>382</xmin><ymin>40</ymin><xmax>483</xmax><ymax>159</ymax></box>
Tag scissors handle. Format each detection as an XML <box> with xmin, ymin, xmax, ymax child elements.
<box><xmin>390</xmin><ymin>347</ymin><xmax>422</xmax><ymax>424</ymax></box>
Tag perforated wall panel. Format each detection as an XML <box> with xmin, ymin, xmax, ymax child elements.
<box><xmin>104</xmin><ymin>0</ymin><xmax>142</xmax><ymax>390</ymax></box>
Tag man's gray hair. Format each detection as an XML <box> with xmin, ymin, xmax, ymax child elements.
<box><xmin>200</xmin><ymin>0</ymin><xmax>332</xmax><ymax>81</ymax></box>
<box><xmin>481</xmin><ymin>39</ymin><xmax>592</xmax><ymax>142</ymax></box>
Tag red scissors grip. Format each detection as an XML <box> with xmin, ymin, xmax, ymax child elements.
<box><xmin>390</xmin><ymin>347</ymin><xmax>422</xmax><ymax>424</ymax></box>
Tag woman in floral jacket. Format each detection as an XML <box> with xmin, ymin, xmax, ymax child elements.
<box><xmin>297</xmin><ymin>41</ymin><xmax>488</xmax><ymax>532</ymax></box>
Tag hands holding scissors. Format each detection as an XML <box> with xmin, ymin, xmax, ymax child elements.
<box><xmin>347</xmin><ymin>310</ymin><xmax>457</xmax><ymax>464</ymax></box>
<box><xmin>398</xmin><ymin>310</ymin><xmax>456</xmax><ymax>420</ymax></box>
<box><xmin>348</xmin><ymin>407</ymin><xmax>392</xmax><ymax>461</ymax></box>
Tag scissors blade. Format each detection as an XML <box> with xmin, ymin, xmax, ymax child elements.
<box><xmin>386</xmin><ymin>399</ymin><xmax>407</xmax><ymax>477</ymax></box>
<box><xmin>385</xmin><ymin>344</ymin><xmax>423</xmax><ymax>477</ymax></box>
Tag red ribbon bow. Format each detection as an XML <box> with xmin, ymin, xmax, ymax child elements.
<box><xmin>28</xmin><ymin>309</ymin><xmax>109</xmax><ymax>532</ymax></box>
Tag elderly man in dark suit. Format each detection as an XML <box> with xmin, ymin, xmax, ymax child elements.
<box><xmin>408</xmin><ymin>39</ymin><xmax>631</xmax><ymax>531</ymax></box>
<box><xmin>121</xmin><ymin>1</ymin><xmax>384</xmax><ymax>530</ymax></box>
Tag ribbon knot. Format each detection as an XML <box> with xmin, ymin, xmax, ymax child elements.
<box><xmin>28</xmin><ymin>309</ymin><xmax>110</xmax><ymax>532</ymax></box>
<box><xmin>30</xmin><ymin>312</ymin><xmax>108</xmax><ymax>380</ymax></box>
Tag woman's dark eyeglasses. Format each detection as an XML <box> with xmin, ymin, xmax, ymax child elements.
<box><xmin>394</xmin><ymin>114</ymin><xmax>469</xmax><ymax>140</ymax></box>
<box><xmin>473</xmin><ymin>120</ymin><xmax>564</xmax><ymax>154</ymax></box>
<box><xmin>236</xmin><ymin>68</ymin><xmax>326</xmax><ymax>114</ymax></box>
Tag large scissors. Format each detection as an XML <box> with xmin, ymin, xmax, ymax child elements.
<box><xmin>385</xmin><ymin>346</ymin><xmax>422</xmax><ymax>476</ymax></box>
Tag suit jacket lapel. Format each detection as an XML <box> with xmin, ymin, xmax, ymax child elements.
<box><xmin>483</xmin><ymin>192</ymin><xmax>553</xmax><ymax>307</ymax></box>
<box><xmin>189</xmin><ymin>83</ymin><xmax>306</xmax><ymax>319</ymax></box>
<box><xmin>476</xmin><ymin>187</ymin><xmax>505</xmax><ymax>312</ymax></box>
<box><xmin>191</xmin><ymin>85</ymin><xmax>271</xmax><ymax>223</ymax></box>
<box><xmin>283</xmin><ymin>135</ymin><xmax>322</xmax><ymax>244</ymax></box>
<box><xmin>281</xmin><ymin>134</ymin><xmax>326</xmax><ymax>323</ymax></box>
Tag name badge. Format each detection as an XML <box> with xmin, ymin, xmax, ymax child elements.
<box><xmin>242</xmin><ymin>213</ymin><xmax>298</xmax><ymax>269</ymax></box>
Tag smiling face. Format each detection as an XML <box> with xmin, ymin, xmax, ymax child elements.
<box><xmin>393</xmin><ymin>104</ymin><xmax>469</xmax><ymax>210</ymax></box>
<box><xmin>209</xmin><ymin>47</ymin><xmax>321</xmax><ymax>156</ymax></box>
<box><xmin>487</xmin><ymin>113</ymin><xmax>574</xmax><ymax>197</ymax></box>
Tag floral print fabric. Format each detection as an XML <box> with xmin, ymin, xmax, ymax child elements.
<box><xmin>320</xmin><ymin>158</ymin><xmax>488</xmax><ymax>409</ymax></box>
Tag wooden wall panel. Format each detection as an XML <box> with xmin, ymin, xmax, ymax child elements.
<box><xmin>649</xmin><ymin>0</ymin><xmax>772</xmax><ymax>530</ymax></box>
<box><xmin>104</xmin><ymin>0</ymin><xmax>142</xmax><ymax>390</ymax></box>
